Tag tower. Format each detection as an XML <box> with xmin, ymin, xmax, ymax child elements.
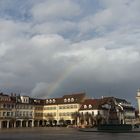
<box><xmin>136</xmin><ymin>89</ymin><xmax>140</xmax><ymax>117</ymax></box>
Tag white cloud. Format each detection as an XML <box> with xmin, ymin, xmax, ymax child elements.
<box><xmin>31</xmin><ymin>21</ymin><xmax>77</xmax><ymax>35</ymax></box>
<box><xmin>0</xmin><ymin>19</ymin><xmax>30</xmax><ymax>41</ymax></box>
<box><xmin>79</xmin><ymin>9</ymin><xmax>113</xmax><ymax>33</ymax></box>
<box><xmin>78</xmin><ymin>0</ymin><xmax>140</xmax><ymax>36</ymax></box>
<box><xmin>31</xmin><ymin>0</ymin><xmax>81</xmax><ymax>21</ymax></box>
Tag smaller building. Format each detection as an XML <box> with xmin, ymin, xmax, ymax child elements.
<box><xmin>15</xmin><ymin>95</ymin><xmax>35</xmax><ymax>127</ymax></box>
<box><xmin>79</xmin><ymin>99</ymin><xmax>109</xmax><ymax>126</ymax></box>
<box><xmin>32</xmin><ymin>98</ymin><xmax>44</xmax><ymax>127</ymax></box>
<box><xmin>79</xmin><ymin>97</ymin><xmax>135</xmax><ymax>127</ymax></box>
<box><xmin>0</xmin><ymin>93</ymin><xmax>16</xmax><ymax>128</ymax></box>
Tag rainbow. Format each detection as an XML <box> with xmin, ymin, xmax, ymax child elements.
<box><xmin>46</xmin><ymin>63</ymin><xmax>78</xmax><ymax>97</ymax></box>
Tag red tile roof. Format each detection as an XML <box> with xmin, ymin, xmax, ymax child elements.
<box><xmin>79</xmin><ymin>98</ymin><xmax>110</xmax><ymax>110</ymax></box>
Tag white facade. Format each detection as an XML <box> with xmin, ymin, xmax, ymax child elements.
<box><xmin>136</xmin><ymin>89</ymin><xmax>140</xmax><ymax>116</ymax></box>
<box><xmin>43</xmin><ymin>103</ymin><xmax>80</xmax><ymax>124</ymax></box>
<box><xmin>79</xmin><ymin>109</ymin><xmax>105</xmax><ymax>116</ymax></box>
<box><xmin>20</xmin><ymin>96</ymin><xmax>30</xmax><ymax>104</ymax></box>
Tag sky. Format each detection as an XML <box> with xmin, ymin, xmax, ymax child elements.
<box><xmin>0</xmin><ymin>0</ymin><xmax>140</xmax><ymax>106</ymax></box>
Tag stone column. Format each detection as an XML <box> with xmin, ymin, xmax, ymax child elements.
<box><xmin>32</xmin><ymin>120</ymin><xmax>34</xmax><ymax>127</ymax></box>
<box><xmin>14</xmin><ymin>121</ymin><xmax>16</xmax><ymax>128</ymax></box>
<box><xmin>20</xmin><ymin>120</ymin><xmax>23</xmax><ymax>127</ymax></box>
<box><xmin>42</xmin><ymin>120</ymin><xmax>44</xmax><ymax>127</ymax></box>
<box><xmin>0</xmin><ymin>121</ymin><xmax>2</xmax><ymax>129</ymax></box>
<box><xmin>26</xmin><ymin>121</ymin><xmax>28</xmax><ymax>127</ymax></box>
<box><xmin>38</xmin><ymin>120</ymin><xmax>39</xmax><ymax>127</ymax></box>
<box><xmin>7</xmin><ymin>120</ymin><xmax>10</xmax><ymax>128</ymax></box>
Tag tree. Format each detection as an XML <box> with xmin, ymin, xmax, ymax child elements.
<box><xmin>45</xmin><ymin>114</ymin><xmax>54</xmax><ymax>126</ymax></box>
<box><xmin>79</xmin><ymin>113</ymin><xmax>84</xmax><ymax>125</ymax></box>
<box><xmin>95</xmin><ymin>111</ymin><xmax>103</xmax><ymax>125</ymax></box>
<box><xmin>59</xmin><ymin>118</ymin><xmax>65</xmax><ymax>126</ymax></box>
<box><xmin>71</xmin><ymin>112</ymin><xmax>80</xmax><ymax>126</ymax></box>
<box><xmin>84</xmin><ymin>112</ymin><xmax>90</xmax><ymax>125</ymax></box>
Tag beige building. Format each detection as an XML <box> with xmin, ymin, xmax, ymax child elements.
<box><xmin>33</xmin><ymin>99</ymin><xmax>44</xmax><ymax>127</ymax></box>
<box><xmin>0</xmin><ymin>93</ymin><xmax>16</xmax><ymax>128</ymax></box>
<box><xmin>43</xmin><ymin>93</ymin><xmax>86</xmax><ymax>125</ymax></box>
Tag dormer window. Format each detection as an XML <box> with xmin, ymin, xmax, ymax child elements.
<box><xmin>53</xmin><ymin>99</ymin><xmax>55</xmax><ymax>103</ymax></box>
<box><xmin>68</xmin><ymin>98</ymin><xmax>70</xmax><ymax>102</ymax></box>
<box><xmin>46</xmin><ymin>100</ymin><xmax>48</xmax><ymax>103</ymax></box>
<box><xmin>89</xmin><ymin>104</ymin><xmax>92</xmax><ymax>108</ymax></box>
<box><xmin>49</xmin><ymin>99</ymin><xmax>52</xmax><ymax>103</ymax></box>
<box><xmin>71</xmin><ymin>98</ymin><xmax>74</xmax><ymax>102</ymax></box>
<box><xmin>84</xmin><ymin>105</ymin><xmax>87</xmax><ymax>109</ymax></box>
<box><xmin>64</xmin><ymin>98</ymin><xmax>67</xmax><ymax>102</ymax></box>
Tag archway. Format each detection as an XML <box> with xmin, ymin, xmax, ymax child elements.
<box><xmin>34</xmin><ymin>120</ymin><xmax>39</xmax><ymax>127</ymax></box>
<box><xmin>22</xmin><ymin>120</ymin><xmax>27</xmax><ymax>127</ymax></box>
<box><xmin>16</xmin><ymin>120</ymin><xmax>21</xmax><ymax>127</ymax></box>
<box><xmin>39</xmin><ymin>120</ymin><xmax>43</xmax><ymax>127</ymax></box>
<box><xmin>53</xmin><ymin>120</ymin><xmax>57</xmax><ymax>126</ymax></box>
<box><xmin>43</xmin><ymin>120</ymin><xmax>47</xmax><ymax>126</ymax></box>
<box><xmin>65</xmin><ymin>120</ymin><xmax>71</xmax><ymax>125</ymax></box>
<box><xmin>28</xmin><ymin>120</ymin><xmax>32</xmax><ymax>127</ymax></box>
<box><xmin>1</xmin><ymin>121</ymin><xmax>7</xmax><ymax>128</ymax></box>
<box><xmin>9</xmin><ymin>120</ymin><xmax>15</xmax><ymax>128</ymax></box>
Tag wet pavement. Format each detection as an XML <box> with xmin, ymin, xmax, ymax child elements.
<box><xmin>0</xmin><ymin>127</ymin><xmax>139</xmax><ymax>140</ymax></box>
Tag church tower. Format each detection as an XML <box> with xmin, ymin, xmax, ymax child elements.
<box><xmin>136</xmin><ymin>89</ymin><xmax>140</xmax><ymax>117</ymax></box>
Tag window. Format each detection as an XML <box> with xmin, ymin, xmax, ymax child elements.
<box><xmin>71</xmin><ymin>98</ymin><xmax>74</xmax><ymax>102</ymax></box>
<box><xmin>49</xmin><ymin>99</ymin><xmax>52</xmax><ymax>103</ymax></box>
<box><xmin>67</xmin><ymin>105</ymin><xmax>70</xmax><ymax>109</ymax></box>
<box><xmin>3</xmin><ymin>112</ymin><xmax>6</xmax><ymax>117</ymax></box>
<box><xmin>84</xmin><ymin>105</ymin><xmax>87</xmax><ymax>109</ymax></box>
<box><xmin>70</xmin><ymin>105</ymin><xmax>73</xmax><ymax>109</ymax></box>
<box><xmin>64</xmin><ymin>98</ymin><xmax>67</xmax><ymax>102</ymax></box>
<box><xmin>89</xmin><ymin>104</ymin><xmax>92</xmax><ymax>108</ymax></box>
<box><xmin>74</xmin><ymin>105</ymin><xmax>77</xmax><ymax>108</ymax></box>
<box><xmin>53</xmin><ymin>99</ymin><xmax>56</xmax><ymax>103</ymax></box>
<box><xmin>11</xmin><ymin>112</ymin><xmax>13</xmax><ymax>116</ymax></box>
<box><xmin>53</xmin><ymin>107</ymin><xmax>56</xmax><ymax>110</ymax></box>
<box><xmin>68</xmin><ymin>98</ymin><xmax>70</xmax><ymax>102</ymax></box>
<box><xmin>3</xmin><ymin>104</ymin><xmax>6</xmax><ymax>108</ymax></box>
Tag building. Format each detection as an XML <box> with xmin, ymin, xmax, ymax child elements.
<box><xmin>78</xmin><ymin>97</ymin><xmax>135</xmax><ymax>127</ymax></box>
<box><xmin>0</xmin><ymin>93</ymin><xmax>16</xmax><ymax>128</ymax></box>
<box><xmin>43</xmin><ymin>93</ymin><xmax>86</xmax><ymax>125</ymax></box>
<box><xmin>136</xmin><ymin>89</ymin><xmax>140</xmax><ymax>117</ymax></box>
<box><xmin>0</xmin><ymin>91</ymin><xmax>136</xmax><ymax>128</ymax></box>
<box><xmin>32</xmin><ymin>98</ymin><xmax>44</xmax><ymax>127</ymax></box>
<box><xmin>15</xmin><ymin>95</ymin><xmax>35</xmax><ymax>127</ymax></box>
<box><xmin>79</xmin><ymin>99</ymin><xmax>109</xmax><ymax>126</ymax></box>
